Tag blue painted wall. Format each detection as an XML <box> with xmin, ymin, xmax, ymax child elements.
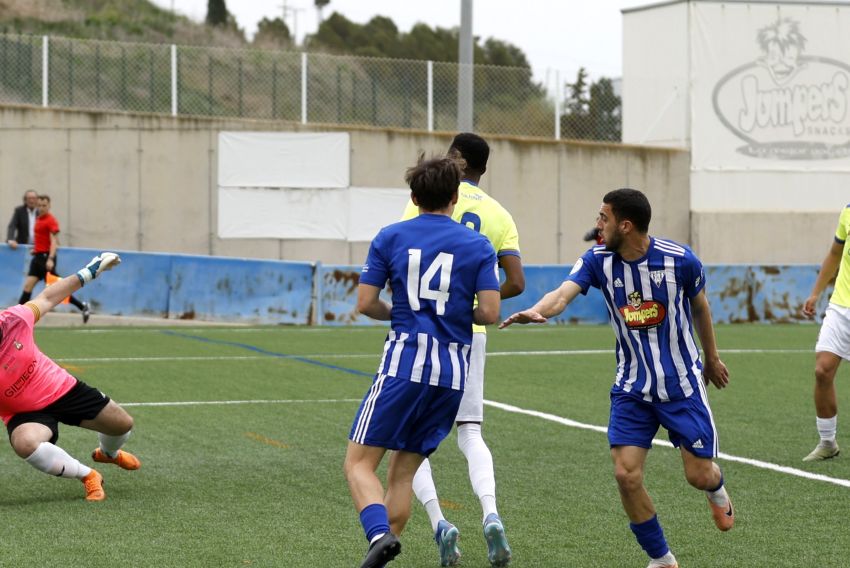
<box><xmin>0</xmin><ymin>245</ymin><xmax>830</xmax><ymax>325</ymax></box>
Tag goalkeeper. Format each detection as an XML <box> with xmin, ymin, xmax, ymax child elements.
<box><xmin>0</xmin><ymin>252</ymin><xmax>140</xmax><ymax>501</ymax></box>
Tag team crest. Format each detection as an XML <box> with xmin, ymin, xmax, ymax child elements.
<box><xmin>620</xmin><ymin>290</ymin><xmax>667</xmax><ymax>329</ymax></box>
<box><xmin>649</xmin><ymin>270</ymin><xmax>665</xmax><ymax>287</ymax></box>
<box><xmin>13</xmin><ymin>341</ymin><xmax>22</xmax><ymax>350</ymax></box>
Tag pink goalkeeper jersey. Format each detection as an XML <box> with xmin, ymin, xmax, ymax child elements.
<box><xmin>0</xmin><ymin>305</ymin><xmax>76</xmax><ymax>423</ymax></box>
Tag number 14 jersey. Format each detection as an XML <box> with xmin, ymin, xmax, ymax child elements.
<box><xmin>360</xmin><ymin>214</ymin><xmax>499</xmax><ymax>391</ymax></box>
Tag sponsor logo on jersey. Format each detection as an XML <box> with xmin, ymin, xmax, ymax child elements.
<box><xmin>650</xmin><ymin>270</ymin><xmax>665</xmax><ymax>287</ymax></box>
<box><xmin>614</xmin><ymin>277</ymin><xmax>624</xmax><ymax>288</ymax></box>
<box><xmin>619</xmin><ymin>291</ymin><xmax>667</xmax><ymax>329</ymax></box>
<box><xmin>5</xmin><ymin>359</ymin><xmax>37</xmax><ymax>398</ymax></box>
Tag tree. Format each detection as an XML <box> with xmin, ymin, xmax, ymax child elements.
<box><xmin>206</xmin><ymin>0</ymin><xmax>228</xmax><ymax>27</ymax></box>
<box><xmin>560</xmin><ymin>68</ymin><xmax>621</xmax><ymax>142</ymax></box>
<box><xmin>253</xmin><ymin>17</ymin><xmax>292</xmax><ymax>49</ymax></box>
<box><xmin>315</xmin><ymin>0</ymin><xmax>331</xmax><ymax>25</ymax></box>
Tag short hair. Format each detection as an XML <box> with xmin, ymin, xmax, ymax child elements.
<box><xmin>603</xmin><ymin>188</ymin><xmax>651</xmax><ymax>233</ymax></box>
<box><xmin>448</xmin><ymin>132</ymin><xmax>489</xmax><ymax>175</ymax></box>
<box><xmin>405</xmin><ymin>154</ymin><xmax>462</xmax><ymax>211</ymax></box>
<box><xmin>38</xmin><ymin>194</ymin><xmax>51</xmax><ymax>203</ymax></box>
<box><xmin>23</xmin><ymin>190</ymin><xmax>37</xmax><ymax>198</ymax></box>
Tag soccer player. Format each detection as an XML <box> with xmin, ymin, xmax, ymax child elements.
<box><xmin>402</xmin><ymin>133</ymin><xmax>523</xmax><ymax>567</ymax></box>
<box><xmin>18</xmin><ymin>195</ymin><xmax>90</xmax><ymax>323</ymax></box>
<box><xmin>1</xmin><ymin>252</ymin><xmax>140</xmax><ymax>501</ymax></box>
<box><xmin>801</xmin><ymin>203</ymin><xmax>850</xmax><ymax>461</ymax></box>
<box><xmin>500</xmin><ymin>188</ymin><xmax>733</xmax><ymax>568</ymax></box>
<box><xmin>344</xmin><ymin>155</ymin><xmax>501</xmax><ymax>568</ymax></box>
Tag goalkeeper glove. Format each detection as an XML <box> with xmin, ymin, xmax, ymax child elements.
<box><xmin>76</xmin><ymin>252</ymin><xmax>121</xmax><ymax>286</ymax></box>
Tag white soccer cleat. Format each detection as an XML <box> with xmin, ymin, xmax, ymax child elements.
<box><xmin>803</xmin><ymin>441</ymin><xmax>840</xmax><ymax>462</ymax></box>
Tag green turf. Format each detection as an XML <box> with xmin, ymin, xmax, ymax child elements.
<box><xmin>4</xmin><ymin>323</ymin><xmax>846</xmax><ymax>567</ymax></box>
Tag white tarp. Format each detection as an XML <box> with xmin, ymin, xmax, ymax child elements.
<box><xmin>691</xmin><ymin>3</ymin><xmax>850</xmax><ymax>171</ymax></box>
<box><xmin>218</xmin><ymin>187</ymin><xmax>348</xmax><ymax>240</ymax></box>
<box><xmin>348</xmin><ymin>187</ymin><xmax>411</xmax><ymax>242</ymax></box>
<box><xmin>218</xmin><ymin>132</ymin><xmax>350</xmax><ymax>188</ymax></box>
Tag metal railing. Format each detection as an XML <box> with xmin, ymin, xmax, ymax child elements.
<box><xmin>0</xmin><ymin>33</ymin><xmax>621</xmax><ymax>141</ymax></box>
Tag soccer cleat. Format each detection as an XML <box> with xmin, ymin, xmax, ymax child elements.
<box><xmin>435</xmin><ymin>519</ymin><xmax>461</xmax><ymax>566</ymax></box>
<box><xmin>646</xmin><ymin>561</ymin><xmax>679</xmax><ymax>568</ymax></box>
<box><xmin>707</xmin><ymin>495</ymin><xmax>735</xmax><ymax>531</ymax></box>
<box><xmin>92</xmin><ymin>448</ymin><xmax>142</xmax><ymax>470</ymax></box>
<box><xmin>360</xmin><ymin>533</ymin><xmax>401</xmax><ymax>568</ymax></box>
<box><xmin>81</xmin><ymin>302</ymin><xmax>90</xmax><ymax>324</ymax></box>
<box><xmin>82</xmin><ymin>469</ymin><xmax>105</xmax><ymax>501</ymax></box>
<box><xmin>483</xmin><ymin>513</ymin><xmax>512</xmax><ymax>567</ymax></box>
<box><xmin>803</xmin><ymin>441</ymin><xmax>840</xmax><ymax>462</ymax></box>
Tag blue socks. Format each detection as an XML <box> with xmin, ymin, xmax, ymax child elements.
<box><xmin>360</xmin><ymin>503</ymin><xmax>390</xmax><ymax>542</ymax></box>
<box><xmin>630</xmin><ymin>515</ymin><xmax>669</xmax><ymax>559</ymax></box>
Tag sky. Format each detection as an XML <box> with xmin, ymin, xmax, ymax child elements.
<box><xmin>150</xmin><ymin>0</ymin><xmax>649</xmax><ymax>91</ymax></box>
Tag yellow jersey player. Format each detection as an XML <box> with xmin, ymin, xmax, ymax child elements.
<box><xmin>403</xmin><ymin>133</ymin><xmax>524</xmax><ymax>567</ymax></box>
<box><xmin>802</xmin><ymin>203</ymin><xmax>850</xmax><ymax>461</ymax></box>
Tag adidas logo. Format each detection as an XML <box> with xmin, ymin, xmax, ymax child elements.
<box><xmin>692</xmin><ymin>439</ymin><xmax>704</xmax><ymax>449</ymax></box>
<box><xmin>614</xmin><ymin>278</ymin><xmax>624</xmax><ymax>288</ymax></box>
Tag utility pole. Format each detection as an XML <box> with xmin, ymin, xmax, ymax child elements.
<box><xmin>457</xmin><ymin>0</ymin><xmax>473</xmax><ymax>131</ymax></box>
<box><xmin>281</xmin><ymin>1</ymin><xmax>305</xmax><ymax>46</ymax></box>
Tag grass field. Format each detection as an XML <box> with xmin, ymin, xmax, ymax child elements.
<box><xmin>5</xmin><ymin>323</ymin><xmax>849</xmax><ymax>567</ymax></box>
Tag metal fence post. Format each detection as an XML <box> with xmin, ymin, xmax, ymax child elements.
<box><xmin>554</xmin><ymin>69</ymin><xmax>561</xmax><ymax>140</ymax></box>
<box><xmin>237</xmin><ymin>57</ymin><xmax>243</xmax><ymax>116</ymax></box>
<box><xmin>95</xmin><ymin>43</ymin><xmax>101</xmax><ymax>105</ymax></box>
<box><xmin>272</xmin><ymin>59</ymin><xmax>278</xmax><ymax>119</ymax></box>
<box><xmin>427</xmin><ymin>60</ymin><xmax>433</xmax><ymax>132</ymax></box>
<box><xmin>41</xmin><ymin>36</ymin><xmax>48</xmax><ymax>107</ymax></box>
<box><xmin>301</xmin><ymin>52</ymin><xmax>307</xmax><ymax>124</ymax></box>
<box><xmin>171</xmin><ymin>44</ymin><xmax>177</xmax><ymax>116</ymax></box>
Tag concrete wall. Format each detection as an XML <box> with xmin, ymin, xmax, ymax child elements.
<box><xmin>0</xmin><ymin>104</ymin><xmax>689</xmax><ymax>266</ymax></box>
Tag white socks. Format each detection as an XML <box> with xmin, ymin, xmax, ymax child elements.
<box><xmin>706</xmin><ymin>482</ymin><xmax>730</xmax><ymax>507</ymax></box>
<box><xmin>817</xmin><ymin>416</ymin><xmax>837</xmax><ymax>443</ymax></box>
<box><xmin>26</xmin><ymin>442</ymin><xmax>91</xmax><ymax>480</ymax></box>
<box><xmin>413</xmin><ymin>459</ymin><xmax>445</xmax><ymax>532</ymax></box>
<box><xmin>457</xmin><ymin>423</ymin><xmax>498</xmax><ymax>522</ymax></box>
<box><xmin>98</xmin><ymin>430</ymin><xmax>131</xmax><ymax>458</ymax></box>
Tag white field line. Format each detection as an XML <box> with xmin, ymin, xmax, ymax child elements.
<box><xmin>55</xmin><ymin>348</ymin><xmax>809</xmax><ymax>363</ymax></box>
<box><xmin>121</xmin><ymin>398</ymin><xmax>360</xmax><ymax>407</ymax></box>
<box><xmin>484</xmin><ymin>400</ymin><xmax>850</xmax><ymax>489</ymax></box>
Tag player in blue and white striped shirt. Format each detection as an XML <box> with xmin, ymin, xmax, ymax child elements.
<box><xmin>500</xmin><ymin>188</ymin><xmax>733</xmax><ymax>568</ymax></box>
<box><xmin>344</xmin><ymin>155</ymin><xmax>501</xmax><ymax>568</ymax></box>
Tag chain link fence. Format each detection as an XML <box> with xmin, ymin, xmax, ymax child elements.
<box><xmin>0</xmin><ymin>33</ymin><xmax>621</xmax><ymax>141</ymax></box>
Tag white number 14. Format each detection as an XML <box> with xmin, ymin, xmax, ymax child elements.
<box><xmin>407</xmin><ymin>249</ymin><xmax>453</xmax><ymax>315</ymax></box>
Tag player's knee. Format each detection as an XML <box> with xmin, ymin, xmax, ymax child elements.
<box><xmin>12</xmin><ymin>436</ymin><xmax>42</xmax><ymax>459</ymax></box>
<box><xmin>815</xmin><ymin>364</ymin><xmax>837</xmax><ymax>385</ymax></box>
<box><xmin>613</xmin><ymin>465</ymin><xmax>643</xmax><ymax>492</ymax></box>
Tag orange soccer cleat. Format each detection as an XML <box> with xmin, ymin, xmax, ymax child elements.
<box><xmin>707</xmin><ymin>494</ymin><xmax>735</xmax><ymax>531</ymax></box>
<box><xmin>92</xmin><ymin>448</ymin><xmax>142</xmax><ymax>471</ymax></box>
<box><xmin>82</xmin><ymin>469</ymin><xmax>105</xmax><ymax>501</ymax></box>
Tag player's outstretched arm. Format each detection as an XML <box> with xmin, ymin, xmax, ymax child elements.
<box><xmin>499</xmin><ymin>280</ymin><xmax>581</xmax><ymax>329</ymax></box>
<box><xmin>356</xmin><ymin>283</ymin><xmax>391</xmax><ymax>321</ymax></box>
<box><xmin>802</xmin><ymin>240</ymin><xmax>843</xmax><ymax>317</ymax></box>
<box><xmin>29</xmin><ymin>252</ymin><xmax>121</xmax><ymax>320</ymax></box>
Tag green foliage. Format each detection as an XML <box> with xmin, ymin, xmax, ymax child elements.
<box><xmin>205</xmin><ymin>0</ymin><xmax>228</xmax><ymax>27</ymax></box>
<box><xmin>561</xmin><ymin>67</ymin><xmax>621</xmax><ymax>142</ymax></box>
<box><xmin>253</xmin><ymin>17</ymin><xmax>292</xmax><ymax>49</ymax></box>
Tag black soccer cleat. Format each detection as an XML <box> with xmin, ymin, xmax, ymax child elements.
<box><xmin>359</xmin><ymin>533</ymin><xmax>401</xmax><ymax>568</ymax></box>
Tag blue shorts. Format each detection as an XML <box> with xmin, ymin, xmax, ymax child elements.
<box><xmin>607</xmin><ymin>390</ymin><xmax>718</xmax><ymax>458</ymax></box>
<box><xmin>349</xmin><ymin>374</ymin><xmax>463</xmax><ymax>456</ymax></box>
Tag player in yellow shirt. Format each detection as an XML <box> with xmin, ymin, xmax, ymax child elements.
<box><xmin>802</xmin><ymin>204</ymin><xmax>850</xmax><ymax>461</ymax></box>
<box><xmin>403</xmin><ymin>133</ymin><xmax>524</xmax><ymax>567</ymax></box>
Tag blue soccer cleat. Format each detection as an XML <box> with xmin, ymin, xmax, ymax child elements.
<box><xmin>483</xmin><ymin>513</ymin><xmax>512</xmax><ymax>567</ymax></box>
<box><xmin>435</xmin><ymin>519</ymin><xmax>461</xmax><ymax>566</ymax></box>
